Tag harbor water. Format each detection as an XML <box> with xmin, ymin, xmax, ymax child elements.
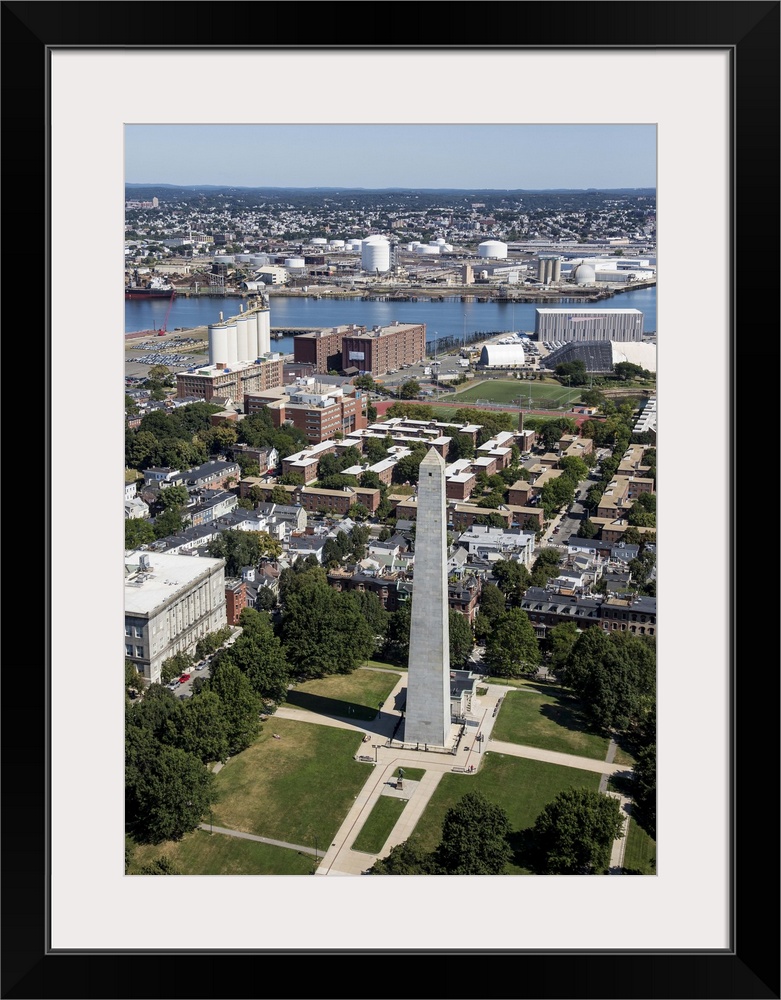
<box><xmin>125</xmin><ymin>286</ymin><xmax>657</xmax><ymax>356</ymax></box>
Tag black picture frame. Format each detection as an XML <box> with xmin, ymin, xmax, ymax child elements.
<box><xmin>4</xmin><ymin>3</ymin><xmax>779</xmax><ymax>998</ymax></box>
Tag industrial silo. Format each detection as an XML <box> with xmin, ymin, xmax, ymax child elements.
<box><xmin>361</xmin><ymin>236</ymin><xmax>391</xmax><ymax>273</ymax></box>
<box><xmin>225</xmin><ymin>322</ymin><xmax>238</xmax><ymax>365</ymax></box>
<box><xmin>208</xmin><ymin>322</ymin><xmax>228</xmax><ymax>365</ymax></box>
<box><xmin>245</xmin><ymin>308</ymin><xmax>259</xmax><ymax>358</ymax></box>
<box><xmin>257</xmin><ymin>307</ymin><xmax>271</xmax><ymax>355</ymax></box>
<box><xmin>478</xmin><ymin>240</ymin><xmax>508</xmax><ymax>259</ymax></box>
<box><xmin>235</xmin><ymin>313</ymin><xmax>249</xmax><ymax>361</ymax></box>
<box><xmin>284</xmin><ymin>257</ymin><xmax>305</xmax><ymax>269</ymax></box>
<box><xmin>310</xmin><ymin>238</ymin><xmax>328</xmax><ymax>246</ymax></box>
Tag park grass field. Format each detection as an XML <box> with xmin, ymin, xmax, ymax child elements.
<box><xmin>622</xmin><ymin>818</ymin><xmax>656</xmax><ymax>874</ymax></box>
<box><xmin>350</xmin><ymin>795</ymin><xmax>408</xmax><ymax>855</ymax></box>
<box><xmin>449</xmin><ymin>378</ymin><xmax>584</xmax><ymax>409</ymax></box>
<box><xmin>408</xmin><ymin>752</ymin><xmax>602</xmax><ymax>874</ymax></box>
<box><xmin>491</xmin><ymin>686</ymin><xmax>612</xmax><ymax>761</ymax></box>
<box><xmin>284</xmin><ymin>665</ymin><xmax>402</xmax><ymax>721</ymax></box>
<box><xmin>210</xmin><ymin>717</ymin><xmax>371</xmax><ymax>845</ymax></box>
<box><xmin>128</xmin><ymin>827</ymin><xmax>314</xmax><ymax>876</ymax></box>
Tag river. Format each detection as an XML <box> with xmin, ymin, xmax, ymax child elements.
<box><xmin>125</xmin><ymin>285</ymin><xmax>657</xmax><ymax>356</ymax></box>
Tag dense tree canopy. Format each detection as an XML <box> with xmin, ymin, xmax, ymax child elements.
<box><xmin>207</xmin><ymin>530</ymin><xmax>282</xmax><ymax>576</ymax></box>
<box><xmin>483</xmin><ymin>609</ymin><xmax>540</xmax><ymax>677</ymax></box>
<box><xmin>527</xmin><ymin>788</ymin><xmax>624</xmax><ymax>874</ymax></box>
<box><xmin>218</xmin><ymin>607</ymin><xmax>290</xmax><ymax>703</ymax></box>
<box><xmin>563</xmin><ymin>627</ymin><xmax>656</xmax><ymax>733</ymax></box>
<box><xmin>436</xmin><ymin>792</ymin><xmax>512</xmax><ymax>875</ymax></box>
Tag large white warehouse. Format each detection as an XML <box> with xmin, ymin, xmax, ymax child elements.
<box><xmin>535</xmin><ymin>308</ymin><xmax>644</xmax><ymax>343</ymax></box>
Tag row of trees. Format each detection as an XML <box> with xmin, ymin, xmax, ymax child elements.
<box><xmin>369</xmin><ymin>789</ymin><xmax>624</xmax><ymax>875</ymax></box>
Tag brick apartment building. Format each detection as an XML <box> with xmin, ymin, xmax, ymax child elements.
<box><xmin>176</xmin><ymin>357</ymin><xmax>284</xmax><ymax>403</ymax></box>
<box><xmin>341</xmin><ymin>322</ymin><xmax>426</xmax><ymax>376</ymax></box>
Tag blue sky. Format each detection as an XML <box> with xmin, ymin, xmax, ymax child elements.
<box><xmin>125</xmin><ymin>124</ymin><xmax>656</xmax><ymax>190</ymax></box>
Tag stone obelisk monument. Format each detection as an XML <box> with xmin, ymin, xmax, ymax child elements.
<box><xmin>404</xmin><ymin>447</ymin><xmax>450</xmax><ymax>748</ymax></box>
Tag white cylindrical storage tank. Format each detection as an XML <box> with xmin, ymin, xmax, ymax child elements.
<box><xmin>284</xmin><ymin>257</ymin><xmax>305</xmax><ymax>269</ymax></box>
<box><xmin>329</xmin><ymin>239</ymin><xmax>345</xmax><ymax>248</ymax></box>
<box><xmin>361</xmin><ymin>236</ymin><xmax>391</xmax><ymax>272</ymax></box>
<box><xmin>478</xmin><ymin>240</ymin><xmax>508</xmax><ymax>259</ymax></box>
<box><xmin>246</xmin><ymin>310</ymin><xmax>259</xmax><ymax>358</ymax></box>
<box><xmin>208</xmin><ymin>323</ymin><xmax>228</xmax><ymax>365</ymax></box>
<box><xmin>407</xmin><ymin>242</ymin><xmax>422</xmax><ymax>251</ymax></box>
<box><xmin>257</xmin><ymin>308</ymin><xmax>271</xmax><ymax>355</ymax></box>
<box><xmin>310</xmin><ymin>238</ymin><xmax>328</xmax><ymax>245</ymax></box>
<box><xmin>235</xmin><ymin>314</ymin><xmax>250</xmax><ymax>361</ymax></box>
<box><xmin>348</xmin><ymin>239</ymin><xmax>363</xmax><ymax>252</ymax></box>
<box><xmin>415</xmin><ymin>244</ymin><xmax>439</xmax><ymax>255</ymax></box>
<box><xmin>225</xmin><ymin>323</ymin><xmax>238</xmax><ymax>365</ymax></box>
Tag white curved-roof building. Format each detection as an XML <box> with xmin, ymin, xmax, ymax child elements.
<box><xmin>478</xmin><ymin>240</ymin><xmax>508</xmax><ymax>259</ymax></box>
<box><xmin>611</xmin><ymin>341</ymin><xmax>657</xmax><ymax>372</ymax></box>
<box><xmin>479</xmin><ymin>344</ymin><xmax>526</xmax><ymax>367</ymax></box>
<box><xmin>573</xmin><ymin>262</ymin><xmax>596</xmax><ymax>285</ymax></box>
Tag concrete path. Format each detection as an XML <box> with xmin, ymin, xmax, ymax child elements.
<box><xmin>270</xmin><ymin>676</ymin><xmax>635</xmax><ymax>876</ymax></box>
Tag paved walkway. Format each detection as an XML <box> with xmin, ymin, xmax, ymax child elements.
<box><xmin>270</xmin><ymin>676</ymin><xmax>635</xmax><ymax>876</ymax></box>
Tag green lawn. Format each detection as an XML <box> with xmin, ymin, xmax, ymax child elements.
<box><xmin>492</xmin><ymin>687</ymin><xmax>611</xmax><ymax>760</ymax></box>
<box><xmin>350</xmin><ymin>795</ymin><xmax>408</xmax><ymax>854</ymax></box>
<box><xmin>210</xmin><ymin>718</ymin><xmax>371</xmax><ymax>846</ymax></box>
<box><xmin>285</xmin><ymin>666</ymin><xmax>402</xmax><ymax>721</ymax></box>
<box><xmin>408</xmin><ymin>752</ymin><xmax>601</xmax><ymax>873</ymax></box>
<box><xmin>128</xmin><ymin>828</ymin><xmax>314</xmax><ymax>876</ymax></box>
<box><xmin>622</xmin><ymin>817</ymin><xmax>657</xmax><ymax>875</ymax></box>
<box><xmin>450</xmin><ymin>379</ymin><xmax>583</xmax><ymax>408</ymax></box>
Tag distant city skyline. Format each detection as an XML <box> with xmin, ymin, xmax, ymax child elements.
<box><xmin>125</xmin><ymin>124</ymin><xmax>656</xmax><ymax>190</ymax></box>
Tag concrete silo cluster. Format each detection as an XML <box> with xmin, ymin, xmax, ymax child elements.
<box><xmin>207</xmin><ymin>301</ymin><xmax>272</xmax><ymax>366</ymax></box>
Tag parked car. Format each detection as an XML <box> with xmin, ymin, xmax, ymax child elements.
<box><xmin>178</xmin><ymin>674</ymin><xmax>189</xmax><ymax>684</ymax></box>
<box><xmin>195</xmin><ymin>661</ymin><xmax>207</xmax><ymax>670</ymax></box>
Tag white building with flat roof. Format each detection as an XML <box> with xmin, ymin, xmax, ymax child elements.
<box><xmin>124</xmin><ymin>550</ymin><xmax>227</xmax><ymax>685</ymax></box>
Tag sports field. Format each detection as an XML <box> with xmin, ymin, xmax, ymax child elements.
<box><xmin>450</xmin><ymin>378</ymin><xmax>584</xmax><ymax>409</ymax></box>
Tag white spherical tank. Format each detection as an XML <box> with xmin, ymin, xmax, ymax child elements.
<box><xmin>573</xmin><ymin>263</ymin><xmax>596</xmax><ymax>285</ymax></box>
<box><xmin>246</xmin><ymin>310</ymin><xmax>259</xmax><ymax>358</ymax></box>
<box><xmin>361</xmin><ymin>236</ymin><xmax>391</xmax><ymax>272</ymax></box>
<box><xmin>478</xmin><ymin>240</ymin><xmax>508</xmax><ymax>259</ymax></box>
<box><xmin>257</xmin><ymin>308</ymin><xmax>271</xmax><ymax>355</ymax></box>
<box><xmin>235</xmin><ymin>315</ymin><xmax>250</xmax><ymax>361</ymax></box>
<box><xmin>208</xmin><ymin>323</ymin><xmax>228</xmax><ymax>365</ymax></box>
<box><xmin>225</xmin><ymin>323</ymin><xmax>238</xmax><ymax>365</ymax></box>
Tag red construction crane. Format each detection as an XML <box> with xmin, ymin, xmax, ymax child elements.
<box><xmin>157</xmin><ymin>290</ymin><xmax>177</xmax><ymax>335</ymax></box>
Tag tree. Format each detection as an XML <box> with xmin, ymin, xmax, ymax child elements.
<box><xmin>436</xmin><ymin>792</ymin><xmax>512</xmax><ymax>875</ymax></box>
<box><xmin>282</xmin><ymin>579</ymin><xmax>375</xmax><ymax>678</ymax></box>
<box><xmin>160</xmin><ymin>651</ymin><xmax>194</xmax><ymax>685</ymax></box>
<box><xmin>125</xmin><ymin>726</ymin><xmax>215</xmax><ymax>844</ymax></box>
<box><xmin>343</xmin><ymin>591</ymin><xmax>389</xmax><ymax>645</ymax></box>
<box><xmin>448</xmin><ymin>609</ymin><xmax>474</xmax><ymax>665</ymax></box>
<box><xmin>207</xmin><ymin>659</ymin><xmax>263</xmax><ymax>754</ymax></box>
<box><xmin>559</xmin><ymin>455</ymin><xmax>589</xmax><ymax>482</ymax></box>
<box><xmin>473</xmin><ymin>582</ymin><xmax>506</xmax><ymax>645</ymax></box>
<box><xmin>125</xmin><ymin>516</ymin><xmax>156</xmax><ymax>549</ymax></box>
<box><xmin>530</xmin><ymin>547</ymin><xmax>563</xmax><ymax>588</ymax></box>
<box><xmin>219</xmin><ymin>607</ymin><xmax>290</xmax><ymax>703</ymax></box>
<box><xmin>632</xmin><ymin>743</ymin><xmax>656</xmax><ymax>839</ymax></box>
<box><xmin>153</xmin><ymin>507</ymin><xmax>184</xmax><ymax>540</ymax></box>
<box><xmin>577</xmin><ymin>517</ymin><xmax>599</xmax><ymax>539</ymax></box>
<box><xmin>368</xmin><ymin>837</ymin><xmax>441</xmax><ymax>875</ymax></box>
<box><xmin>491</xmin><ymin>558</ymin><xmax>531</xmax><ymax>607</ymax></box>
<box><xmin>483</xmin><ymin>609</ymin><xmax>540</xmax><ymax>677</ymax></box>
<box><xmin>563</xmin><ymin>627</ymin><xmax>655</xmax><ymax>734</ymax></box>
<box><xmin>270</xmin><ymin>485</ymin><xmax>290</xmax><ymax>505</ymax></box>
<box><xmin>171</xmin><ymin>691</ymin><xmax>230</xmax><ymax>764</ymax></box>
<box><xmin>125</xmin><ymin>659</ymin><xmax>141</xmax><ymax>696</ymax></box>
<box><xmin>554</xmin><ymin>360</ymin><xmax>587</xmax><ymax>386</ymax></box>
<box><xmin>528</xmin><ymin>788</ymin><xmax>624</xmax><ymax>874</ymax></box>
<box><xmin>546</xmin><ymin>621</ymin><xmax>580</xmax><ymax>675</ymax></box>
<box><xmin>137</xmin><ymin>857</ymin><xmax>182</xmax><ymax>875</ymax></box>
<box><xmin>158</xmin><ymin>484</ymin><xmax>189</xmax><ymax>510</ymax></box>
<box><xmin>398</xmin><ymin>378</ymin><xmax>421</xmax><ymax>399</ymax></box>
<box><xmin>382</xmin><ymin>601</ymin><xmax>412</xmax><ymax>663</ymax></box>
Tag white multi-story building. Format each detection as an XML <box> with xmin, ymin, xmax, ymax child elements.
<box><xmin>124</xmin><ymin>550</ymin><xmax>227</xmax><ymax>685</ymax></box>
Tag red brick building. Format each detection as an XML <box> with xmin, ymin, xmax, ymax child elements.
<box><xmin>225</xmin><ymin>580</ymin><xmax>248</xmax><ymax>625</ymax></box>
<box><xmin>341</xmin><ymin>322</ymin><xmax>426</xmax><ymax>376</ymax></box>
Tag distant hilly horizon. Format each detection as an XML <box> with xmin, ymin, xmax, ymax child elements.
<box><xmin>125</xmin><ymin>183</ymin><xmax>655</xmax><ymax>195</ymax></box>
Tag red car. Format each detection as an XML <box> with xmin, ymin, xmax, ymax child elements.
<box><xmin>178</xmin><ymin>674</ymin><xmax>189</xmax><ymax>684</ymax></box>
